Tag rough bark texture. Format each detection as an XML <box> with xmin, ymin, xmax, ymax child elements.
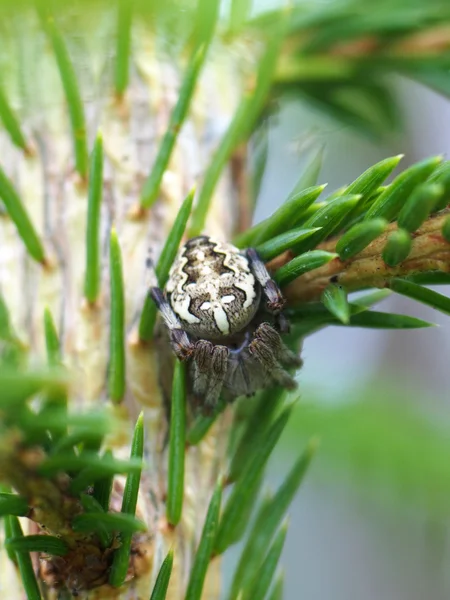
<box><xmin>270</xmin><ymin>209</ymin><xmax>450</xmax><ymax>304</ymax></box>
<box><xmin>0</xmin><ymin>13</ymin><xmax>244</xmax><ymax>600</ymax></box>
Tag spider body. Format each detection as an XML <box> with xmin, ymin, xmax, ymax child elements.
<box><xmin>150</xmin><ymin>235</ymin><xmax>301</xmax><ymax>412</ymax></box>
<box><xmin>166</xmin><ymin>236</ymin><xmax>260</xmax><ymax>339</ymax></box>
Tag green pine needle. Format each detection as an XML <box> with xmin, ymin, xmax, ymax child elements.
<box><xmin>228</xmin><ymin>388</ymin><xmax>285</xmax><ymax>484</ymax></box>
<box><xmin>0</xmin><ymin>84</ymin><xmax>29</xmax><ymax>152</ymax></box>
<box><xmin>296</xmin><ymin>200</ymin><xmax>326</xmax><ymax>224</ymax></box>
<box><xmin>382</xmin><ymin>229</ymin><xmax>412</xmax><ymax>267</ymax></box>
<box><xmin>109</xmin><ymin>413</ymin><xmax>144</xmax><ymax>587</ymax></box>
<box><xmin>50</xmin><ymin>428</ymin><xmax>103</xmax><ymax>455</ymax></box>
<box><xmin>6</xmin><ymin>517</ymin><xmax>42</xmax><ymax>600</ymax></box>
<box><xmin>73</xmin><ymin>512</ymin><xmax>146</xmax><ymax>534</ymax></box>
<box><xmin>0</xmin><ymin>295</ymin><xmax>23</xmax><ymax>366</ymax></box>
<box><xmin>28</xmin><ymin>344</ymin><xmax>67</xmax><ymax>442</ymax></box>
<box><xmin>288</xmin><ymin>300</ymin><xmax>354</xmax><ymax>321</ymax></box>
<box><xmin>79</xmin><ymin>492</ymin><xmax>106</xmax><ymax>513</ymax></box>
<box><xmin>274</xmin><ymin>250</ymin><xmax>337</xmax><ymax>287</ymax></box>
<box><xmin>443</xmin><ymin>215</ymin><xmax>450</xmax><ymax>242</ymax></box>
<box><xmin>93</xmin><ymin>449</ymin><xmax>114</xmax><ymax>511</ymax></box>
<box><xmin>43</xmin><ymin>307</ymin><xmax>61</xmax><ymax>366</ymax></box>
<box><xmin>293</xmin><ymin>194</ymin><xmax>361</xmax><ymax>254</ymax></box>
<box><xmin>405</xmin><ymin>271</ymin><xmax>450</xmax><ymax>285</ymax></box>
<box><xmin>109</xmin><ymin>228</ymin><xmax>126</xmax><ymax>402</ymax></box>
<box><xmin>322</xmin><ymin>284</ymin><xmax>350</xmax><ymax>324</ymax></box>
<box><xmin>0</xmin><ymin>493</ymin><xmax>28</xmax><ymax>517</ymax></box>
<box><xmin>115</xmin><ymin>0</ymin><xmax>133</xmax><ymax>96</ymax></box>
<box><xmin>255</xmin><ymin>227</ymin><xmax>322</xmax><ymax>261</ymax></box>
<box><xmin>346</xmin><ymin>154</ymin><xmax>403</xmax><ymax>198</ymax></box>
<box><xmin>140</xmin><ymin>43</ymin><xmax>207</xmax><ymax>208</ymax></box>
<box><xmin>350</xmin><ymin>289</ymin><xmax>392</xmax><ymax>309</ymax></box>
<box><xmin>397</xmin><ymin>182</ymin><xmax>443</xmax><ymax>232</ymax></box>
<box><xmin>345</xmin><ymin>310</ymin><xmax>433</xmax><ymax>329</ymax></box>
<box><xmin>0</xmin><ymin>368</ymin><xmax>67</xmax><ymax>411</ymax></box>
<box><xmin>3</xmin><ymin>513</ymin><xmax>17</xmax><ymax>564</ymax></box>
<box><xmin>226</xmin><ymin>492</ymin><xmax>273</xmax><ymax>600</ymax></box>
<box><xmin>288</xmin><ymin>305</ymin><xmax>432</xmax><ymax>332</ymax></box>
<box><xmin>229</xmin><ymin>441</ymin><xmax>315</xmax><ymax>600</ymax></box>
<box><xmin>427</xmin><ymin>160</ymin><xmax>450</xmax><ymax>211</ymax></box>
<box><xmin>191</xmin><ymin>0</ymin><xmax>220</xmax><ymax>53</ymax></box>
<box><xmin>189</xmin><ymin>25</ymin><xmax>285</xmax><ymax>238</ymax></box>
<box><xmin>186</xmin><ymin>398</ymin><xmax>227</xmax><ymax>445</ymax></box>
<box><xmin>214</xmin><ymin>405</ymin><xmax>293</xmax><ymax>555</ymax></box>
<box><xmin>0</xmin><ymin>291</ymin><xmax>12</xmax><ymax>338</ymax></box>
<box><xmin>364</xmin><ymin>156</ymin><xmax>442</xmax><ymax>222</ymax></box>
<box><xmin>43</xmin><ymin>16</ymin><xmax>88</xmax><ymax>178</ymax></box>
<box><xmin>26</xmin><ymin>409</ymin><xmax>109</xmax><ymax>437</ymax></box>
<box><xmin>241</xmin><ymin>522</ymin><xmax>288</xmax><ymax>600</ymax></box>
<box><xmin>84</xmin><ymin>133</ymin><xmax>104</xmax><ymax>303</ymax></box>
<box><xmin>389</xmin><ymin>278</ymin><xmax>450</xmax><ymax>316</ymax></box>
<box><xmin>267</xmin><ymin>571</ymin><xmax>285</xmax><ymax>600</ymax></box>
<box><xmin>139</xmin><ymin>188</ymin><xmax>194</xmax><ymax>341</ymax></box>
<box><xmin>0</xmin><ymin>164</ymin><xmax>46</xmax><ymax>263</ymax></box>
<box><xmin>166</xmin><ymin>361</ymin><xmax>187</xmax><ymax>526</ymax></box>
<box><xmin>185</xmin><ymin>481</ymin><xmax>222</xmax><ymax>600</ymax></box>
<box><xmin>234</xmin><ymin>185</ymin><xmax>325</xmax><ymax>248</ymax></box>
<box><xmin>150</xmin><ymin>549</ymin><xmax>174</xmax><ymax>600</ymax></box>
<box><xmin>336</xmin><ymin>218</ymin><xmax>387</xmax><ymax>260</ymax></box>
<box><xmin>6</xmin><ymin>534</ymin><xmax>69</xmax><ymax>557</ymax></box>
<box><xmin>39</xmin><ymin>452</ymin><xmax>142</xmax><ymax>477</ymax></box>
<box><xmin>79</xmin><ymin>493</ymin><xmax>112</xmax><ymax>547</ymax></box>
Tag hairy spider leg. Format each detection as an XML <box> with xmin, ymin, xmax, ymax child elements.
<box><xmin>246</xmin><ymin>247</ymin><xmax>290</xmax><ymax>333</ymax></box>
<box><xmin>192</xmin><ymin>340</ymin><xmax>229</xmax><ymax>411</ymax></box>
<box><xmin>248</xmin><ymin>323</ymin><xmax>298</xmax><ymax>389</ymax></box>
<box><xmin>150</xmin><ymin>287</ymin><xmax>195</xmax><ymax>360</ymax></box>
<box><xmin>207</xmin><ymin>344</ymin><xmax>229</xmax><ymax>407</ymax></box>
<box><xmin>192</xmin><ymin>340</ymin><xmax>212</xmax><ymax>397</ymax></box>
<box><xmin>255</xmin><ymin>322</ymin><xmax>303</xmax><ymax>368</ymax></box>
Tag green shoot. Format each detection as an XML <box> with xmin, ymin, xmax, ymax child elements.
<box><xmin>109</xmin><ymin>413</ymin><xmax>144</xmax><ymax>587</ymax></box>
<box><xmin>109</xmin><ymin>228</ymin><xmax>126</xmax><ymax>402</ymax></box>
<box><xmin>150</xmin><ymin>550</ymin><xmax>174</xmax><ymax>600</ymax></box>
<box><xmin>84</xmin><ymin>133</ymin><xmax>104</xmax><ymax>303</ymax></box>
<box><xmin>115</xmin><ymin>0</ymin><xmax>133</xmax><ymax>96</ymax></box>
<box><xmin>185</xmin><ymin>481</ymin><xmax>222</xmax><ymax>600</ymax></box>
<box><xmin>166</xmin><ymin>361</ymin><xmax>186</xmax><ymax>526</ymax></box>
<box><xmin>44</xmin><ymin>16</ymin><xmax>88</xmax><ymax>178</ymax></box>
<box><xmin>0</xmin><ymin>165</ymin><xmax>46</xmax><ymax>263</ymax></box>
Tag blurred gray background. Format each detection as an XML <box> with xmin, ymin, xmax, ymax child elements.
<box><xmin>223</xmin><ymin>78</ymin><xmax>450</xmax><ymax>600</ymax></box>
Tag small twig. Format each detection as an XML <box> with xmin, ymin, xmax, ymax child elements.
<box><xmin>269</xmin><ymin>209</ymin><xmax>450</xmax><ymax>304</ymax></box>
<box><xmin>230</xmin><ymin>144</ymin><xmax>252</xmax><ymax>235</ymax></box>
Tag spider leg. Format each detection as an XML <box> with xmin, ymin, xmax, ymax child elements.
<box><xmin>249</xmin><ymin>323</ymin><xmax>300</xmax><ymax>389</ymax></box>
<box><xmin>246</xmin><ymin>247</ymin><xmax>285</xmax><ymax>313</ymax></box>
<box><xmin>254</xmin><ymin>322</ymin><xmax>302</xmax><ymax>368</ymax></box>
<box><xmin>192</xmin><ymin>340</ymin><xmax>214</xmax><ymax>398</ymax></box>
<box><xmin>206</xmin><ymin>344</ymin><xmax>229</xmax><ymax>408</ymax></box>
<box><xmin>246</xmin><ymin>247</ymin><xmax>289</xmax><ymax>333</ymax></box>
<box><xmin>192</xmin><ymin>340</ymin><xmax>229</xmax><ymax>413</ymax></box>
<box><xmin>150</xmin><ymin>287</ymin><xmax>195</xmax><ymax>361</ymax></box>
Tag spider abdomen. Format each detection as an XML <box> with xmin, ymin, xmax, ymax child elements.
<box><xmin>165</xmin><ymin>235</ymin><xmax>260</xmax><ymax>339</ymax></box>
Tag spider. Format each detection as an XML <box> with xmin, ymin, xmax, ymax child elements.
<box><xmin>150</xmin><ymin>235</ymin><xmax>302</xmax><ymax>412</ymax></box>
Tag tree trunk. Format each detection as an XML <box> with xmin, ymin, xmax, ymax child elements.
<box><xmin>0</xmin><ymin>8</ymin><xmax>243</xmax><ymax>599</ymax></box>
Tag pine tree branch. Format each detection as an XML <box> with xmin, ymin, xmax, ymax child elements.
<box><xmin>271</xmin><ymin>208</ymin><xmax>450</xmax><ymax>304</ymax></box>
